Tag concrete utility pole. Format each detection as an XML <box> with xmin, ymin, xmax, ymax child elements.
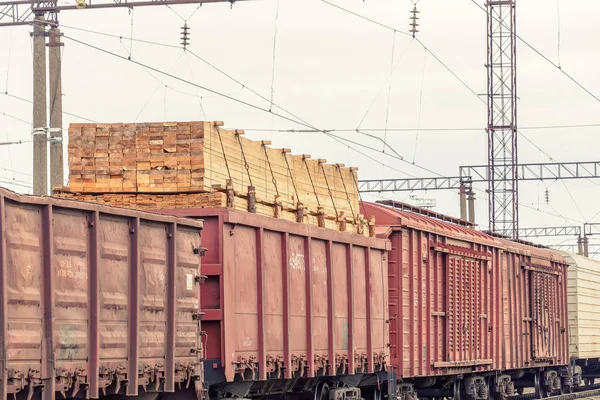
<box><xmin>48</xmin><ymin>27</ymin><xmax>64</xmax><ymax>190</ymax></box>
<box><xmin>32</xmin><ymin>14</ymin><xmax>48</xmax><ymax>195</ymax></box>
<box><xmin>459</xmin><ymin>184</ymin><xmax>476</xmax><ymax>225</ymax></box>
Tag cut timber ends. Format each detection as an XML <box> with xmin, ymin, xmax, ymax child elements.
<box><xmin>261</xmin><ymin>140</ymin><xmax>272</xmax><ymax>146</ymax></box>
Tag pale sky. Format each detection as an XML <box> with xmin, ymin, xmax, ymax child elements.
<box><xmin>1</xmin><ymin>0</ymin><xmax>600</xmax><ymax>251</ymax></box>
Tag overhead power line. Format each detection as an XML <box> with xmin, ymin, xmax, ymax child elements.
<box><xmin>244</xmin><ymin>122</ymin><xmax>600</xmax><ymax>133</ymax></box>
<box><xmin>57</xmin><ymin>24</ymin><xmax>600</xmax><ymax>133</ymax></box>
<box><xmin>318</xmin><ymin>0</ymin><xmax>595</xmax><ymax>165</ymax></box>
<box><xmin>470</xmin><ymin>0</ymin><xmax>600</xmax><ymax>104</ymax></box>
<box><xmin>60</xmin><ymin>33</ymin><xmax>416</xmax><ymax>163</ymax></box>
<box><xmin>0</xmin><ymin>178</ymin><xmax>33</xmax><ymax>189</ymax></box>
<box><xmin>62</xmin><ymin>31</ymin><xmax>459</xmax><ymax>184</ymax></box>
<box><xmin>57</xmin><ymin>23</ymin><xmax>329</xmax><ymax>129</ymax></box>
<box><xmin>415</xmin><ymin>38</ymin><xmax>485</xmax><ymax>105</ymax></box>
<box><xmin>0</xmin><ymin>166</ymin><xmax>33</xmax><ymax>177</ymax></box>
<box><xmin>1</xmin><ymin>110</ymin><xmax>31</xmax><ymax>125</ymax></box>
<box><xmin>321</xmin><ymin>0</ymin><xmax>412</xmax><ymax>37</ymax></box>
<box><xmin>53</xmin><ymin>30</ymin><xmax>589</xmax><ymax>229</ymax></box>
<box><xmin>321</xmin><ymin>0</ymin><xmax>484</xmax><ymax>106</ymax></box>
<box><xmin>1</xmin><ymin>91</ymin><xmax>96</xmax><ymax>122</ymax></box>
<box><xmin>63</xmin><ymin>34</ymin><xmax>326</xmax><ymax>129</ymax></box>
<box><xmin>320</xmin><ymin>0</ymin><xmax>598</xmax><ymax>227</ymax></box>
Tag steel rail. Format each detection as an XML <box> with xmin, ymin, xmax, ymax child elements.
<box><xmin>509</xmin><ymin>384</ymin><xmax>600</xmax><ymax>400</ymax></box>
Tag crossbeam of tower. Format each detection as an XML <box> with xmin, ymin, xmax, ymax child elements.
<box><xmin>357</xmin><ymin>161</ymin><xmax>600</xmax><ymax>192</ymax></box>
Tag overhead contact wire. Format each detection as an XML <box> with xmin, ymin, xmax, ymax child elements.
<box><xmin>383</xmin><ymin>30</ymin><xmax>397</xmax><ymax>151</ymax></box>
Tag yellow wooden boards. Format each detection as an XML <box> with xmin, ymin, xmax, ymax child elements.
<box><xmin>63</xmin><ymin>121</ymin><xmax>368</xmax><ymax>235</ymax></box>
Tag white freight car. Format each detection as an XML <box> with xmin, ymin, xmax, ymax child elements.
<box><xmin>558</xmin><ymin>251</ymin><xmax>600</xmax><ymax>384</ymax></box>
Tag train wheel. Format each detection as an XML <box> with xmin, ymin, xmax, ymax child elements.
<box><xmin>373</xmin><ymin>387</ymin><xmax>382</xmax><ymax>400</ymax></box>
<box><xmin>453</xmin><ymin>379</ymin><xmax>462</xmax><ymax>400</ymax></box>
<box><xmin>314</xmin><ymin>382</ymin><xmax>330</xmax><ymax>400</ymax></box>
<box><xmin>534</xmin><ymin>372</ymin><xmax>543</xmax><ymax>399</ymax></box>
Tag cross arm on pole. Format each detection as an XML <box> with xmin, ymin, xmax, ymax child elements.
<box><xmin>584</xmin><ymin>223</ymin><xmax>600</xmax><ymax>236</ymax></box>
<box><xmin>358</xmin><ymin>176</ymin><xmax>465</xmax><ymax>193</ymax></box>
<box><xmin>358</xmin><ymin>161</ymin><xmax>600</xmax><ymax>194</ymax></box>
<box><xmin>460</xmin><ymin>161</ymin><xmax>600</xmax><ymax>183</ymax></box>
<box><xmin>518</xmin><ymin>226</ymin><xmax>581</xmax><ymax>238</ymax></box>
<box><xmin>0</xmin><ymin>0</ymin><xmax>247</xmax><ymax>26</ymax></box>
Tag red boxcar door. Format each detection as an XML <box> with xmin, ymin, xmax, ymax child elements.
<box><xmin>529</xmin><ymin>269</ymin><xmax>559</xmax><ymax>362</ymax></box>
<box><xmin>444</xmin><ymin>255</ymin><xmax>484</xmax><ymax>365</ymax></box>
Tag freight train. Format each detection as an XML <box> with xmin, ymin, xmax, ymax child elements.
<box><xmin>1</xmin><ymin>187</ymin><xmax>599</xmax><ymax>400</ymax></box>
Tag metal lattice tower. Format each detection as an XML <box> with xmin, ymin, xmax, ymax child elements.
<box><xmin>487</xmin><ymin>0</ymin><xmax>518</xmax><ymax>238</ymax></box>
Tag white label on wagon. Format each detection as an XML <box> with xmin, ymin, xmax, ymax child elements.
<box><xmin>187</xmin><ymin>273</ymin><xmax>194</xmax><ymax>291</ymax></box>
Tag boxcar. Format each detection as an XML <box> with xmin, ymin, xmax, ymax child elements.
<box><xmin>557</xmin><ymin>251</ymin><xmax>600</xmax><ymax>384</ymax></box>
<box><xmin>362</xmin><ymin>202</ymin><xmax>503</xmax><ymax>399</ymax></box>
<box><xmin>494</xmin><ymin>238</ymin><xmax>570</xmax><ymax>396</ymax></box>
<box><xmin>364</xmin><ymin>201</ymin><xmax>573</xmax><ymax>400</ymax></box>
<box><xmin>160</xmin><ymin>207</ymin><xmax>390</xmax><ymax>400</ymax></box>
<box><xmin>0</xmin><ymin>188</ymin><xmax>204</xmax><ymax>400</ymax></box>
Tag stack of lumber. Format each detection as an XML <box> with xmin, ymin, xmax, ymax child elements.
<box><xmin>58</xmin><ymin>121</ymin><xmax>370</xmax><ymax>235</ymax></box>
<box><xmin>67</xmin><ymin>121</ymin><xmax>204</xmax><ymax>192</ymax></box>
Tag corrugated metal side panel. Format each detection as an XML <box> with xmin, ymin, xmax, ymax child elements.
<box><xmin>370</xmin><ymin>246</ymin><xmax>389</xmax><ymax>373</ymax></box>
<box><xmin>387</xmin><ymin>229</ymin><xmax>401</xmax><ymax>369</ymax></box>
<box><xmin>174</xmin><ymin>226</ymin><xmax>203</xmax><ymax>384</ymax></box>
<box><xmin>187</xmin><ymin>208</ymin><xmax>389</xmax><ymax>384</ymax></box>
<box><xmin>566</xmin><ymin>263</ymin><xmax>579</xmax><ymax>358</ymax></box>
<box><xmin>388</xmin><ymin>226</ymin><xmax>498</xmax><ymax>379</ymax></box>
<box><xmin>2</xmin><ymin>199</ymin><xmax>44</xmax><ymax>397</ymax></box>
<box><xmin>501</xmin><ymin>248</ymin><xmax>569</xmax><ymax>371</ymax></box>
<box><xmin>0</xmin><ymin>190</ymin><xmax>203</xmax><ymax>398</ymax></box>
<box><xmin>558</xmin><ymin>261</ymin><xmax>570</xmax><ymax>365</ymax></box>
<box><xmin>559</xmin><ymin>252</ymin><xmax>600</xmax><ymax>360</ymax></box>
<box><xmin>502</xmin><ymin>251</ymin><xmax>532</xmax><ymax>370</ymax></box>
<box><xmin>436</xmin><ymin>240</ymin><xmax>498</xmax><ymax>374</ymax></box>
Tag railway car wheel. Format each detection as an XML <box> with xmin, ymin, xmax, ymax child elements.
<box><xmin>372</xmin><ymin>387</ymin><xmax>382</xmax><ymax>400</ymax></box>
<box><xmin>534</xmin><ymin>372</ymin><xmax>543</xmax><ymax>399</ymax></box>
<box><xmin>314</xmin><ymin>382</ymin><xmax>330</xmax><ymax>400</ymax></box>
<box><xmin>453</xmin><ymin>380</ymin><xmax>462</xmax><ymax>400</ymax></box>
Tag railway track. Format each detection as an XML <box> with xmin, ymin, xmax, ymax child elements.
<box><xmin>510</xmin><ymin>385</ymin><xmax>600</xmax><ymax>400</ymax></box>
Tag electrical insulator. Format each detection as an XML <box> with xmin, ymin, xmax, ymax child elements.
<box><xmin>409</xmin><ymin>6</ymin><xmax>420</xmax><ymax>38</ymax></box>
<box><xmin>545</xmin><ymin>189</ymin><xmax>550</xmax><ymax>204</ymax></box>
<box><xmin>181</xmin><ymin>22</ymin><xmax>190</xmax><ymax>50</ymax></box>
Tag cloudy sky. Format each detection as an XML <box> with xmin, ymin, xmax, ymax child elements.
<box><xmin>1</xmin><ymin>0</ymin><xmax>600</xmax><ymax>251</ymax></box>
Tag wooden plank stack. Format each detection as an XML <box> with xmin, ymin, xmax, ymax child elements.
<box><xmin>57</xmin><ymin>121</ymin><xmax>372</xmax><ymax>235</ymax></box>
